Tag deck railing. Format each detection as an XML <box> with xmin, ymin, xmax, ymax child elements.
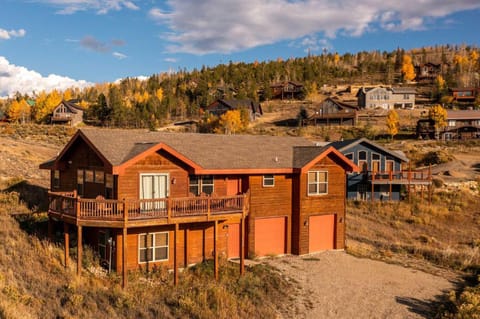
<box><xmin>48</xmin><ymin>192</ymin><xmax>247</xmax><ymax>223</ymax></box>
<box><xmin>368</xmin><ymin>169</ymin><xmax>432</xmax><ymax>184</ymax></box>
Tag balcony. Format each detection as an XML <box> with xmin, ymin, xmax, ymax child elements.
<box><xmin>367</xmin><ymin>170</ymin><xmax>432</xmax><ymax>185</ymax></box>
<box><xmin>48</xmin><ymin>191</ymin><xmax>249</xmax><ymax>227</ymax></box>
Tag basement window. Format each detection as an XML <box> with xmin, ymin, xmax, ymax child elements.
<box><xmin>138</xmin><ymin>232</ymin><xmax>169</xmax><ymax>263</ymax></box>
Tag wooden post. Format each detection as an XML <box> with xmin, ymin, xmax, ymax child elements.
<box><xmin>184</xmin><ymin>228</ymin><xmax>188</xmax><ymax>267</ymax></box>
<box><xmin>214</xmin><ymin>220</ymin><xmax>218</xmax><ymax>281</ymax></box>
<box><xmin>240</xmin><ymin>217</ymin><xmax>245</xmax><ymax>275</ymax></box>
<box><xmin>77</xmin><ymin>225</ymin><xmax>82</xmax><ymax>276</ymax></box>
<box><xmin>64</xmin><ymin>223</ymin><xmax>69</xmax><ymax>268</ymax></box>
<box><xmin>174</xmin><ymin>223</ymin><xmax>179</xmax><ymax>286</ymax></box>
<box><xmin>371</xmin><ymin>172</ymin><xmax>375</xmax><ymax>202</ymax></box>
<box><xmin>122</xmin><ymin>227</ymin><xmax>127</xmax><ymax>289</ymax></box>
<box><xmin>389</xmin><ymin>171</ymin><xmax>393</xmax><ymax>201</ymax></box>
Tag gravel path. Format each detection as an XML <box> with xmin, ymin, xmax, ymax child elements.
<box><xmin>262</xmin><ymin>251</ymin><xmax>460</xmax><ymax>319</ymax></box>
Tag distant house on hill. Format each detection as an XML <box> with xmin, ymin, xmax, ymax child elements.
<box><xmin>417</xmin><ymin>110</ymin><xmax>480</xmax><ymax>140</ymax></box>
<box><xmin>303</xmin><ymin>97</ymin><xmax>358</xmax><ymax>126</ymax></box>
<box><xmin>51</xmin><ymin>100</ymin><xmax>85</xmax><ymax>126</ymax></box>
<box><xmin>328</xmin><ymin>138</ymin><xmax>431</xmax><ymax>201</ymax></box>
<box><xmin>449</xmin><ymin>87</ymin><xmax>479</xmax><ymax>103</ymax></box>
<box><xmin>205</xmin><ymin>98</ymin><xmax>263</xmax><ymax>120</ymax></box>
<box><xmin>270</xmin><ymin>81</ymin><xmax>304</xmax><ymax>100</ymax></box>
<box><xmin>414</xmin><ymin>62</ymin><xmax>445</xmax><ymax>82</ymax></box>
<box><xmin>356</xmin><ymin>86</ymin><xmax>416</xmax><ymax>110</ymax></box>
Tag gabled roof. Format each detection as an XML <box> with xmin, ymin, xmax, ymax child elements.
<box><xmin>318</xmin><ymin>97</ymin><xmax>358</xmax><ymax>110</ymax></box>
<box><xmin>55</xmin><ymin>100</ymin><xmax>85</xmax><ymax>114</ymax></box>
<box><xmin>328</xmin><ymin>138</ymin><xmax>409</xmax><ymax>163</ymax></box>
<box><xmin>270</xmin><ymin>81</ymin><xmax>303</xmax><ymax>88</ymax></box>
<box><xmin>209</xmin><ymin>99</ymin><xmax>262</xmax><ymax>114</ymax></box>
<box><xmin>391</xmin><ymin>87</ymin><xmax>416</xmax><ymax>94</ymax></box>
<box><xmin>41</xmin><ymin>128</ymin><xmax>359</xmax><ymax>175</ymax></box>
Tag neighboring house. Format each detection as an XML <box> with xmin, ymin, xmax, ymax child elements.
<box><xmin>328</xmin><ymin>138</ymin><xmax>431</xmax><ymax>201</ymax></box>
<box><xmin>40</xmin><ymin>128</ymin><xmax>357</xmax><ymax>285</ymax></box>
<box><xmin>303</xmin><ymin>97</ymin><xmax>358</xmax><ymax>126</ymax></box>
<box><xmin>270</xmin><ymin>81</ymin><xmax>304</xmax><ymax>100</ymax></box>
<box><xmin>417</xmin><ymin>110</ymin><xmax>480</xmax><ymax>140</ymax></box>
<box><xmin>449</xmin><ymin>88</ymin><xmax>479</xmax><ymax>103</ymax></box>
<box><xmin>51</xmin><ymin>100</ymin><xmax>85</xmax><ymax>126</ymax></box>
<box><xmin>356</xmin><ymin>86</ymin><xmax>416</xmax><ymax>109</ymax></box>
<box><xmin>414</xmin><ymin>62</ymin><xmax>443</xmax><ymax>82</ymax></box>
<box><xmin>205</xmin><ymin>99</ymin><xmax>263</xmax><ymax>120</ymax></box>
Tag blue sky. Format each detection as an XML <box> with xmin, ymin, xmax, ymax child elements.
<box><xmin>1</xmin><ymin>0</ymin><xmax>480</xmax><ymax>97</ymax></box>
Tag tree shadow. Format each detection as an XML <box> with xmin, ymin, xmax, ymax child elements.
<box><xmin>273</xmin><ymin>118</ymin><xmax>299</xmax><ymax>127</ymax></box>
<box><xmin>3</xmin><ymin>180</ymin><xmax>49</xmax><ymax>211</ymax></box>
<box><xmin>396</xmin><ymin>275</ymin><xmax>473</xmax><ymax>318</ymax></box>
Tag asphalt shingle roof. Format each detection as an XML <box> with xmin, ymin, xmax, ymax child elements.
<box><xmin>79</xmin><ymin>128</ymin><xmax>318</xmax><ymax>170</ymax></box>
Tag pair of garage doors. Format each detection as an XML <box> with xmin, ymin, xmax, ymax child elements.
<box><xmin>227</xmin><ymin>215</ymin><xmax>336</xmax><ymax>258</ymax></box>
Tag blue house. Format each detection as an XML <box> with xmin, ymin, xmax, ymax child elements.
<box><xmin>328</xmin><ymin>138</ymin><xmax>431</xmax><ymax>201</ymax></box>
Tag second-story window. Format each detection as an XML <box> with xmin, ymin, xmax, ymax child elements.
<box><xmin>189</xmin><ymin>175</ymin><xmax>214</xmax><ymax>195</ymax></box>
<box><xmin>53</xmin><ymin>170</ymin><xmax>60</xmax><ymax>189</ymax></box>
<box><xmin>263</xmin><ymin>175</ymin><xmax>275</xmax><ymax>187</ymax></box>
<box><xmin>308</xmin><ymin>171</ymin><xmax>328</xmax><ymax>196</ymax></box>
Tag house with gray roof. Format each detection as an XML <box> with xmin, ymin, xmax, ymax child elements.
<box><xmin>51</xmin><ymin>100</ymin><xmax>85</xmax><ymax>126</ymax></box>
<box><xmin>40</xmin><ymin>128</ymin><xmax>357</xmax><ymax>286</ymax></box>
<box><xmin>357</xmin><ymin>86</ymin><xmax>416</xmax><ymax>110</ymax></box>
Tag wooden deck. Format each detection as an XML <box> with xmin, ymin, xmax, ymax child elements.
<box><xmin>368</xmin><ymin>169</ymin><xmax>432</xmax><ymax>185</ymax></box>
<box><xmin>48</xmin><ymin>191</ymin><xmax>248</xmax><ymax>227</ymax></box>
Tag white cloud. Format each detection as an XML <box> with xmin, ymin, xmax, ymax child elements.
<box><xmin>164</xmin><ymin>57</ymin><xmax>178</xmax><ymax>63</ymax></box>
<box><xmin>35</xmin><ymin>0</ymin><xmax>139</xmax><ymax>15</ymax></box>
<box><xmin>0</xmin><ymin>56</ymin><xmax>92</xmax><ymax>97</ymax></box>
<box><xmin>0</xmin><ymin>28</ymin><xmax>26</xmax><ymax>40</ymax></box>
<box><xmin>113</xmin><ymin>52</ymin><xmax>127</xmax><ymax>60</ymax></box>
<box><xmin>149</xmin><ymin>0</ymin><xmax>480</xmax><ymax>54</ymax></box>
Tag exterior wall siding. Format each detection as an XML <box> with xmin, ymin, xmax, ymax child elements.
<box><xmin>247</xmin><ymin>174</ymin><xmax>293</xmax><ymax>257</ymax></box>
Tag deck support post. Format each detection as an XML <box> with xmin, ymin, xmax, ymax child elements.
<box><xmin>174</xmin><ymin>223</ymin><xmax>179</xmax><ymax>286</ymax></box>
<box><xmin>64</xmin><ymin>222</ymin><xmax>69</xmax><ymax>268</ymax></box>
<box><xmin>77</xmin><ymin>225</ymin><xmax>82</xmax><ymax>276</ymax></box>
<box><xmin>122</xmin><ymin>227</ymin><xmax>127</xmax><ymax>289</ymax></box>
<box><xmin>240</xmin><ymin>217</ymin><xmax>245</xmax><ymax>275</ymax></box>
<box><xmin>214</xmin><ymin>220</ymin><xmax>218</xmax><ymax>281</ymax></box>
<box><xmin>184</xmin><ymin>228</ymin><xmax>188</xmax><ymax>267</ymax></box>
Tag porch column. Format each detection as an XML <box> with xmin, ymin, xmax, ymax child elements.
<box><xmin>64</xmin><ymin>223</ymin><xmax>69</xmax><ymax>268</ymax></box>
<box><xmin>214</xmin><ymin>220</ymin><xmax>218</xmax><ymax>281</ymax></box>
<box><xmin>184</xmin><ymin>228</ymin><xmax>188</xmax><ymax>267</ymax></box>
<box><xmin>77</xmin><ymin>225</ymin><xmax>82</xmax><ymax>276</ymax></box>
<box><xmin>122</xmin><ymin>227</ymin><xmax>127</xmax><ymax>288</ymax></box>
<box><xmin>174</xmin><ymin>223</ymin><xmax>179</xmax><ymax>286</ymax></box>
<box><xmin>240</xmin><ymin>217</ymin><xmax>245</xmax><ymax>275</ymax></box>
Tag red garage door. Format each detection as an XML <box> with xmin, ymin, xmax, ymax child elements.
<box><xmin>254</xmin><ymin>217</ymin><xmax>286</xmax><ymax>257</ymax></box>
<box><xmin>227</xmin><ymin>223</ymin><xmax>240</xmax><ymax>258</ymax></box>
<box><xmin>309</xmin><ymin>214</ymin><xmax>336</xmax><ymax>252</ymax></box>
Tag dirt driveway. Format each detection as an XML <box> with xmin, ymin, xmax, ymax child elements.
<box><xmin>262</xmin><ymin>251</ymin><xmax>460</xmax><ymax>319</ymax></box>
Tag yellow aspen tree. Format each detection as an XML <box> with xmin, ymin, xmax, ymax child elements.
<box><xmin>155</xmin><ymin>88</ymin><xmax>163</xmax><ymax>102</ymax></box>
<box><xmin>386</xmin><ymin>109</ymin><xmax>399</xmax><ymax>140</ymax></box>
<box><xmin>333</xmin><ymin>53</ymin><xmax>340</xmax><ymax>66</ymax></box>
<box><xmin>428</xmin><ymin>104</ymin><xmax>447</xmax><ymax>138</ymax></box>
<box><xmin>8</xmin><ymin>99</ymin><xmax>31</xmax><ymax>123</ymax></box>
<box><xmin>215</xmin><ymin>110</ymin><xmax>242</xmax><ymax>134</ymax></box>
<box><xmin>401</xmin><ymin>55</ymin><xmax>415</xmax><ymax>82</ymax></box>
<box><xmin>63</xmin><ymin>88</ymin><xmax>73</xmax><ymax>101</ymax></box>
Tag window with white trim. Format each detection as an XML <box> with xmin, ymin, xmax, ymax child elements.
<box><xmin>138</xmin><ymin>232</ymin><xmax>169</xmax><ymax>263</ymax></box>
<box><xmin>358</xmin><ymin>150</ymin><xmax>368</xmax><ymax>171</ymax></box>
<box><xmin>189</xmin><ymin>175</ymin><xmax>214</xmax><ymax>195</ymax></box>
<box><xmin>263</xmin><ymin>174</ymin><xmax>275</xmax><ymax>187</ymax></box>
<box><xmin>308</xmin><ymin>171</ymin><xmax>328</xmax><ymax>195</ymax></box>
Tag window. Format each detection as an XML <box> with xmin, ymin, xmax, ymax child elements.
<box><xmin>308</xmin><ymin>171</ymin><xmax>328</xmax><ymax>195</ymax></box>
<box><xmin>105</xmin><ymin>174</ymin><xmax>114</xmax><ymax>199</ymax></box>
<box><xmin>263</xmin><ymin>175</ymin><xmax>275</xmax><ymax>187</ymax></box>
<box><xmin>98</xmin><ymin>230</ymin><xmax>108</xmax><ymax>260</ymax></box>
<box><xmin>358</xmin><ymin>151</ymin><xmax>368</xmax><ymax>171</ymax></box>
<box><xmin>189</xmin><ymin>175</ymin><xmax>214</xmax><ymax>195</ymax></box>
<box><xmin>345</xmin><ymin>152</ymin><xmax>354</xmax><ymax>161</ymax></box>
<box><xmin>371</xmin><ymin>153</ymin><xmax>380</xmax><ymax>172</ymax></box>
<box><xmin>386</xmin><ymin>160</ymin><xmax>395</xmax><ymax>173</ymax></box>
<box><xmin>85</xmin><ymin>170</ymin><xmax>94</xmax><ymax>183</ymax></box>
<box><xmin>138</xmin><ymin>232</ymin><xmax>169</xmax><ymax>263</ymax></box>
<box><xmin>77</xmin><ymin>169</ymin><xmax>84</xmax><ymax>196</ymax></box>
<box><xmin>94</xmin><ymin>170</ymin><xmax>104</xmax><ymax>184</ymax></box>
<box><xmin>53</xmin><ymin>170</ymin><xmax>60</xmax><ymax>189</ymax></box>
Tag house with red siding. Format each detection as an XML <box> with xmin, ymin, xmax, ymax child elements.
<box><xmin>40</xmin><ymin>128</ymin><xmax>357</xmax><ymax>285</ymax></box>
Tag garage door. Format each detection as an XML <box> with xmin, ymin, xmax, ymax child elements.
<box><xmin>309</xmin><ymin>214</ymin><xmax>335</xmax><ymax>252</ymax></box>
<box><xmin>254</xmin><ymin>217</ymin><xmax>286</xmax><ymax>257</ymax></box>
<box><xmin>227</xmin><ymin>223</ymin><xmax>240</xmax><ymax>258</ymax></box>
